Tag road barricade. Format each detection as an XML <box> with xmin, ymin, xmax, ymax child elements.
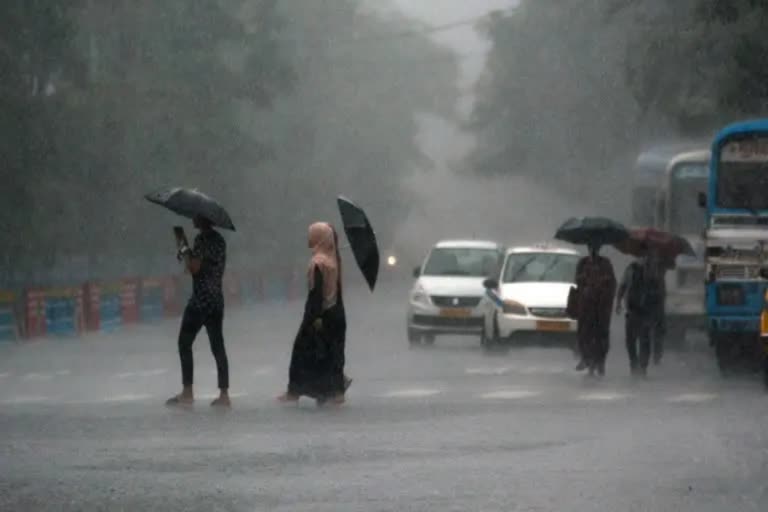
<box><xmin>163</xmin><ymin>276</ymin><xmax>181</xmax><ymax>317</ymax></box>
<box><xmin>140</xmin><ymin>278</ymin><xmax>165</xmax><ymax>322</ymax></box>
<box><xmin>0</xmin><ymin>290</ymin><xmax>18</xmax><ymax>342</ymax></box>
<box><xmin>121</xmin><ymin>279</ymin><xmax>140</xmax><ymax>325</ymax></box>
<box><xmin>43</xmin><ymin>287</ymin><xmax>83</xmax><ymax>337</ymax></box>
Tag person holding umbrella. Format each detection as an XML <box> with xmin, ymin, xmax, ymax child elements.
<box><xmin>145</xmin><ymin>188</ymin><xmax>235</xmax><ymax>408</ymax></box>
<box><xmin>613</xmin><ymin>228</ymin><xmax>693</xmax><ymax>370</ymax></box>
<box><xmin>616</xmin><ymin>247</ymin><xmax>665</xmax><ymax>377</ymax></box>
<box><xmin>278</xmin><ymin>197</ymin><xmax>379</xmax><ymax>406</ymax></box>
<box><xmin>574</xmin><ymin>243</ymin><xmax>617</xmax><ymax>377</ymax></box>
<box><xmin>167</xmin><ymin>215</ymin><xmax>230</xmax><ymax>407</ymax></box>
<box><xmin>556</xmin><ymin>217</ymin><xmax>626</xmax><ymax>377</ymax></box>
<box><xmin>278</xmin><ymin>222</ymin><xmax>351</xmax><ymax>406</ymax></box>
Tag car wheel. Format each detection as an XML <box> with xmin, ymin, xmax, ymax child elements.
<box><xmin>408</xmin><ymin>328</ymin><xmax>421</xmax><ymax>346</ymax></box>
<box><xmin>423</xmin><ymin>334</ymin><xmax>436</xmax><ymax>346</ymax></box>
<box><xmin>483</xmin><ymin>314</ymin><xmax>507</xmax><ymax>354</ymax></box>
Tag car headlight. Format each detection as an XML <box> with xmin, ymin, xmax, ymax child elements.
<box><xmin>502</xmin><ymin>299</ymin><xmax>527</xmax><ymax>316</ymax></box>
<box><xmin>410</xmin><ymin>285</ymin><xmax>430</xmax><ymax>306</ymax></box>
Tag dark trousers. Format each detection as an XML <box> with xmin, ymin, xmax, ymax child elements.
<box><xmin>625</xmin><ymin>313</ymin><xmax>652</xmax><ymax>370</ymax></box>
<box><xmin>178</xmin><ymin>305</ymin><xmax>229</xmax><ymax>390</ymax></box>
<box><xmin>653</xmin><ymin>310</ymin><xmax>666</xmax><ymax>363</ymax></box>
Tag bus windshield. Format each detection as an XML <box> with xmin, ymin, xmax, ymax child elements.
<box><xmin>669</xmin><ymin>162</ymin><xmax>707</xmax><ymax>234</ymax></box>
<box><xmin>717</xmin><ymin>136</ymin><xmax>768</xmax><ymax>210</ymax></box>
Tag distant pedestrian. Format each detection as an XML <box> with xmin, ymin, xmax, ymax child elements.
<box><xmin>574</xmin><ymin>243</ymin><xmax>616</xmax><ymax>377</ymax></box>
<box><xmin>278</xmin><ymin>222</ymin><xmax>351</xmax><ymax>406</ymax></box>
<box><xmin>166</xmin><ymin>215</ymin><xmax>230</xmax><ymax>407</ymax></box>
<box><xmin>616</xmin><ymin>250</ymin><xmax>665</xmax><ymax>377</ymax></box>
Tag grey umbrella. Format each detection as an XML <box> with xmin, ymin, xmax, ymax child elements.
<box><xmin>145</xmin><ymin>187</ymin><xmax>236</xmax><ymax>231</ymax></box>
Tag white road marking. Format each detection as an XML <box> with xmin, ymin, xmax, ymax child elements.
<box><xmin>517</xmin><ymin>366</ymin><xmax>567</xmax><ymax>375</ymax></box>
<box><xmin>250</xmin><ymin>366</ymin><xmax>274</xmax><ymax>377</ymax></box>
<box><xmin>101</xmin><ymin>393</ymin><xmax>154</xmax><ymax>403</ymax></box>
<box><xmin>480</xmin><ymin>389</ymin><xmax>541</xmax><ymax>400</ymax></box>
<box><xmin>577</xmin><ymin>392</ymin><xmax>628</xmax><ymax>401</ymax></box>
<box><xmin>55</xmin><ymin>370</ymin><xmax>71</xmax><ymax>377</ymax></box>
<box><xmin>381</xmin><ymin>389</ymin><xmax>441</xmax><ymax>398</ymax></box>
<box><xmin>116</xmin><ymin>368</ymin><xmax>168</xmax><ymax>379</ymax></box>
<box><xmin>465</xmin><ymin>367</ymin><xmax>510</xmax><ymax>376</ymax></box>
<box><xmin>0</xmin><ymin>372</ymin><xmax>10</xmax><ymax>379</ymax></box>
<box><xmin>2</xmin><ymin>395</ymin><xmax>50</xmax><ymax>404</ymax></box>
<box><xmin>22</xmin><ymin>373</ymin><xmax>53</xmax><ymax>382</ymax></box>
<box><xmin>667</xmin><ymin>393</ymin><xmax>718</xmax><ymax>404</ymax></box>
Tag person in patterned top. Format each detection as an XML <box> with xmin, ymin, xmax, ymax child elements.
<box><xmin>166</xmin><ymin>215</ymin><xmax>230</xmax><ymax>408</ymax></box>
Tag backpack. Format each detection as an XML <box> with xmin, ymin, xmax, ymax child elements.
<box><xmin>626</xmin><ymin>262</ymin><xmax>662</xmax><ymax>314</ymax></box>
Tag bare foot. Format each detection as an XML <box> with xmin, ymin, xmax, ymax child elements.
<box><xmin>277</xmin><ymin>392</ymin><xmax>299</xmax><ymax>403</ymax></box>
<box><xmin>211</xmin><ymin>395</ymin><xmax>231</xmax><ymax>408</ymax></box>
<box><xmin>165</xmin><ymin>393</ymin><xmax>194</xmax><ymax>407</ymax></box>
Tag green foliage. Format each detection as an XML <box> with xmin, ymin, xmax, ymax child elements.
<box><xmin>470</xmin><ymin>0</ymin><xmax>768</xmax><ymax>205</ymax></box>
<box><xmin>0</xmin><ymin>0</ymin><xmax>458</xmax><ymax>282</ymax></box>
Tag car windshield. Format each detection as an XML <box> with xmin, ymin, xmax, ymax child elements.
<box><xmin>422</xmin><ymin>248</ymin><xmax>499</xmax><ymax>277</ymax></box>
<box><xmin>717</xmin><ymin>136</ymin><xmax>768</xmax><ymax>210</ymax></box>
<box><xmin>503</xmin><ymin>252</ymin><xmax>579</xmax><ymax>283</ymax></box>
<box><xmin>669</xmin><ymin>162</ymin><xmax>707</xmax><ymax>234</ymax></box>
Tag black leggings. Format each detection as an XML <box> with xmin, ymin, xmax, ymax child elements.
<box><xmin>178</xmin><ymin>306</ymin><xmax>229</xmax><ymax>390</ymax></box>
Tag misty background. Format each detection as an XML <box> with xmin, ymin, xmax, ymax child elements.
<box><xmin>2</xmin><ymin>0</ymin><xmax>768</xmax><ymax>286</ymax></box>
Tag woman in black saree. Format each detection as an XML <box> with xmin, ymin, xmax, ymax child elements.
<box><xmin>278</xmin><ymin>222</ymin><xmax>351</xmax><ymax>406</ymax></box>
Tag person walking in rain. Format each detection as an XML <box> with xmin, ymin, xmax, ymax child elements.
<box><xmin>574</xmin><ymin>243</ymin><xmax>616</xmax><ymax>377</ymax></box>
<box><xmin>166</xmin><ymin>215</ymin><xmax>230</xmax><ymax>407</ymax></box>
<box><xmin>616</xmin><ymin>249</ymin><xmax>665</xmax><ymax>377</ymax></box>
<box><xmin>278</xmin><ymin>222</ymin><xmax>351</xmax><ymax>406</ymax></box>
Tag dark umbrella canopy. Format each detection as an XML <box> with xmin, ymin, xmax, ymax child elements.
<box><xmin>337</xmin><ymin>196</ymin><xmax>379</xmax><ymax>291</ymax></box>
<box><xmin>555</xmin><ymin>217</ymin><xmax>629</xmax><ymax>247</ymax></box>
<box><xmin>145</xmin><ymin>187</ymin><xmax>235</xmax><ymax>231</ymax></box>
<box><xmin>614</xmin><ymin>228</ymin><xmax>695</xmax><ymax>260</ymax></box>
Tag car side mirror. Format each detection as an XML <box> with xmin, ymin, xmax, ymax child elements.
<box><xmin>412</xmin><ymin>266</ymin><xmax>421</xmax><ymax>278</ymax></box>
<box><xmin>698</xmin><ymin>192</ymin><xmax>707</xmax><ymax>208</ymax></box>
<box><xmin>483</xmin><ymin>278</ymin><xmax>499</xmax><ymax>290</ymax></box>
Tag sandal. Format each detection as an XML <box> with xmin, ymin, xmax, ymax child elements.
<box><xmin>165</xmin><ymin>394</ymin><xmax>193</xmax><ymax>407</ymax></box>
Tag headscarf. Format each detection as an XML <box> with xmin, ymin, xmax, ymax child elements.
<box><xmin>308</xmin><ymin>222</ymin><xmax>340</xmax><ymax>309</ymax></box>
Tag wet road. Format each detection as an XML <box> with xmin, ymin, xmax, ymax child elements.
<box><xmin>1</xmin><ymin>282</ymin><xmax>767</xmax><ymax>511</ymax></box>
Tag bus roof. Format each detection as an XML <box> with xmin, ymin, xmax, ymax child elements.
<box><xmin>633</xmin><ymin>141</ymin><xmax>709</xmax><ymax>183</ymax></box>
<box><xmin>666</xmin><ymin>149</ymin><xmax>710</xmax><ymax>172</ymax></box>
<box><xmin>713</xmin><ymin>119</ymin><xmax>768</xmax><ymax>147</ymax></box>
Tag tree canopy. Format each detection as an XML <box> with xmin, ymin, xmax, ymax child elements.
<box><xmin>0</xmin><ymin>0</ymin><xmax>458</xmax><ymax>284</ymax></box>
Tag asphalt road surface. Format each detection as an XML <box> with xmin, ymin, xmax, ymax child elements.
<box><xmin>2</xmin><ymin>281</ymin><xmax>767</xmax><ymax>511</ymax></box>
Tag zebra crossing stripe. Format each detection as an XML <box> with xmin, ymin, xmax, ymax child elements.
<box><xmin>381</xmin><ymin>389</ymin><xmax>441</xmax><ymax>398</ymax></box>
<box><xmin>465</xmin><ymin>367</ymin><xmax>510</xmax><ymax>376</ymax></box>
<box><xmin>481</xmin><ymin>390</ymin><xmax>541</xmax><ymax>400</ymax></box>
<box><xmin>577</xmin><ymin>392</ymin><xmax>628</xmax><ymax>401</ymax></box>
<box><xmin>666</xmin><ymin>393</ymin><xmax>718</xmax><ymax>403</ymax></box>
<box><xmin>2</xmin><ymin>396</ymin><xmax>50</xmax><ymax>404</ymax></box>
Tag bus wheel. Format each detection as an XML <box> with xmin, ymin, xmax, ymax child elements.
<box><xmin>763</xmin><ymin>357</ymin><xmax>768</xmax><ymax>391</ymax></box>
<box><xmin>715</xmin><ymin>335</ymin><xmax>732</xmax><ymax>377</ymax></box>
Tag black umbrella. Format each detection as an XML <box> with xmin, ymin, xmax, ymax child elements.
<box><xmin>145</xmin><ymin>187</ymin><xmax>236</xmax><ymax>231</ymax></box>
<box><xmin>337</xmin><ymin>196</ymin><xmax>379</xmax><ymax>291</ymax></box>
<box><xmin>555</xmin><ymin>216</ymin><xmax>629</xmax><ymax>247</ymax></box>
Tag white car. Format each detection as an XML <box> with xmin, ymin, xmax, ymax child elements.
<box><xmin>480</xmin><ymin>244</ymin><xmax>580</xmax><ymax>350</ymax></box>
<box><xmin>407</xmin><ymin>240</ymin><xmax>504</xmax><ymax>346</ymax></box>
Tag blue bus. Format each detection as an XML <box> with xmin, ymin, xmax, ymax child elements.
<box><xmin>702</xmin><ymin>119</ymin><xmax>768</xmax><ymax>377</ymax></box>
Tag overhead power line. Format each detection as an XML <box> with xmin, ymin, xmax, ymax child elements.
<box><xmin>330</xmin><ymin>7</ymin><xmax>517</xmax><ymax>46</ymax></box>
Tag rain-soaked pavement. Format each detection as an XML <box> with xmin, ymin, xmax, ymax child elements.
<box><xmin>1</xmin><ymin>281</ymin><xmax>767</xmax><ymax>511</ymax></box>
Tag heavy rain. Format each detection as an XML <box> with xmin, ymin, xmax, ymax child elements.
<box><xmin>2</xmin><ymin>1</ymin><xmax>768</xmax><ymax>510</ymax></box>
